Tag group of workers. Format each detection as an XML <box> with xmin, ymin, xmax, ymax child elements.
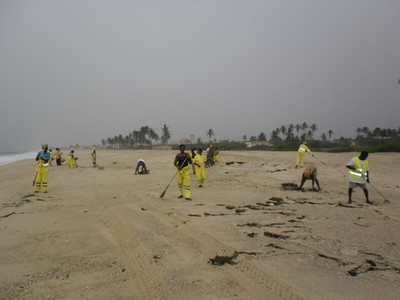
<box><xmin>172</xmin><ymin>144</ymin><xmax>221</xmax><ymax>200</ymax></box>
<box><xmin>296</xmin><ymin>141</ymin><xmax>372</xmax><ymax>204</ymax></box>
<box><xmin>33</xmin><ymin>144</ymin><xmax>97</xmax><ymax>193</ymax></box>
<box><xmin>34</xmin><ymin>141</ymin><xmax>372</xmax><ymax>205</ymax></box>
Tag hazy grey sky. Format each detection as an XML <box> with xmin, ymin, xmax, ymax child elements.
<box><xmin>1</xmin><ymin>0</ymin><xmax>399</xmax><ymax>152</ymax></box>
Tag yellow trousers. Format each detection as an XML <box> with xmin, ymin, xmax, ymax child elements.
<box><xmin>35</xmin><ymin>165</ymin><xmax>49</xmax><ymax>192</ymax></box>
<box><xmin>68</xmin><ymin>156</ymin><xmax>75</xmax><ymax>168</ymax></box>
<box><xmin>177</xmin><ymin>166</ymin><xmax>191</xmax><ymax>198</ymax></box>
<box><xmin>195</xmin><ymin>165</ymin><xmax>205</xmax><ymax>186</ymax></box>
<box><xmin>297</xmin><ymin>151</ymin><xmax>305</xmax><ymax>167</ymax></box>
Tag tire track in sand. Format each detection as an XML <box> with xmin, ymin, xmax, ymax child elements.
<box><xmin>118</xmin><ymin>176</ymin><xmax>303</xmax><ymax>300</ymax></box>
<box><xmin>89</xmin><ymin>172</ymin><xmax>171</xmax><ymax>300</ymax></box>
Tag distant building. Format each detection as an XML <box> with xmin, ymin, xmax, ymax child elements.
<box><xmin>245</xmin><ymin>141</ymin><xmax>273</xmax><ymax>148</ymax></box>
<box><xmin>179</xmin><ymin>138</ymin><xmax>192</xmax><ymax>145</ymax></box>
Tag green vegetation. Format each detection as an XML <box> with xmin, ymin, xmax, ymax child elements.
<box><xmin>100</xmin><ymin>123</ymin><xmax>400</xmax><ymax>152</ymax></box>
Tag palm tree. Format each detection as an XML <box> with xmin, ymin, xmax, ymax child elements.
<box><xmin>295</xmin><ymin>124</ymin><xmax>301</xmax><ymax>138</ymax></box>
<box><xmin>242</xmin><ymin>135</ymin><xmax>247</xmax><ymax>141</ymax></box>
<box><xmin>321</xmin><ymin>133</ymin><xmax>327</xmax><ymax>142</ymax></box>
<box><xmin>258</xmin><ymin>132</ymin><xmax>267</xmax><ymax>141</ymax></box>
<box><xmin>270</xmin><ymin>129</ymin><xmax>279</xmax><ymax>140</ymax></box>
<box><xmin>161</xmin><ymin>124</ymin><xmax>171</xmax><ymax>144</ymax></box>
<box><xmin>328</xmin><ymin>129</ymin><xmax>333</xmax><ymax>139</ymax></box>
<box><xmin>301</xmin><ymin>122</ymin><xmax>308</xmax><ymax>133</ymax></box>
<box><xmin>207</xmin><ymin>129</ymin><xmax>214</xmax><ymax>141</ymax></box>
<box><xmin>286</xmin><ymin>124</ymin><xmax>294</xmax><ymax>141</ymax></box>
<box><xmin>362</xmin><ymin>126</ymin><xmax>370</xmax><ymax>137</ymax></box>
<box><xmin>148</xmin><ymin>128</ymin><xmax>159</xmax><ymax>143</ymax></box>
<box><xmin>306</xmin><ymin>129</ymin><xmax>313</xmax><ymax>140</ymax></box>
<box><xmin>310</xmin><ymin>123</ymin><xmax>318</xmax><ymax>136</ymax></box>
<box><xmin>280</xmin><ymin>125</ymin><xmax>287</xmax><ymax>139</ymax></box>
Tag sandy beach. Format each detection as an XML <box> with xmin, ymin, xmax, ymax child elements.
<box><xmin>0</xmin><ymin>149</ymin><xmax>399</xmax><ymax>299</ymax></box>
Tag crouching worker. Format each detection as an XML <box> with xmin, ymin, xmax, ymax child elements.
<box><xmin>298</xmin><ymin>164</ymin><xmax>320</xmax><ymax>191</ymax></box>
<box><xmin>135</xmin><ymin>159</ymin><xmax>148</xmax><ymax>174</ymax></box>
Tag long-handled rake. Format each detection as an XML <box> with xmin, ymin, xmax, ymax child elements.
<box><xmin>160</xmin><ymin>156</ymin><xmax>188</xmax><ymax>198</ymax></box>
<box><xmin>32</xmin><ymin>168</ymin><xmax>38</xmax><ymax>186</ymax></box>
<box><xmin>312</xmin><ymin>154</ymin><xmax>390</xmax><ymax>202</ymax></box>
<box><xmin>368</xmin><ymin>182</ymin><xmax>390</xmax><ymax>203</ymax></box>
<box><xmin>160</xmin><ymin>170</ymin><xmax>179</xmax><ymax>199</ymax></box>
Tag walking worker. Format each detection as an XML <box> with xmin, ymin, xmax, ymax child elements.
<box><xmin>214</xmin><ymin>147</ymin><xmax>220</xmax><ymax>164</ymax></box>
<box><xmin>298</xmin><ymin>164</ymin><xmax>320</xmax><ymax>191</ymax></box>
<box><xmin>91</xmin><ymin>150</ymin><xmax>97</xmax><ymax>167</ymax></box>
<box><xmin>34</xmin><ymin>143</ymin><xmax>51</xmax><ymax>193</ymax></box>
<box><xmin>295</xmin><ymin>141</ymin><xmax>313</xmax><ymax>168</ymax></box>
<box><xmin>206</xmin><ymin>144</ymin><xmax>215</xmax><ymax>167</ymax></box>
<box><xmin>135</xmin><ymin>159</ymin><xmax>148</xmax><ymax>174</ymax></box>
<box><xmin>193</xmin><ymin>148</ymin><xmax>206</xmax><ymax>187</ymax></box>
<box><xmin>68</xmin><ymin>150</ymin><xmax>77</xmax><ymax>168</ymax></box>
<box><xmin>346</xmin><ymin>151</ymin><xmax>372</xmax><ymax>204</ymax></box>
<box><xmin>190</xmin><ymin>148</ymin><xmax>197</xmax><ymax>175</ymax></box>
<box><xmin>49</xmin><ymin>149</ymin><xmax>54</xmax><ymax>166</ymax></box>
<box><xmin>174</xmin><ymin>144</ymin><xmax>192</xmax><ymax>200</ymax></box>
<box><xmin>55</xmin><ymin>148</ymin><xmax>63</xmax><ymax>166</ymax></box>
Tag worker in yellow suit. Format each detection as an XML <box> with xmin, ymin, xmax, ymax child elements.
<box><xmin>34</xmin><ymin>143</ymin><xmax>51</xmax><ymax>193</ymax></box>
<box><xmin>91</xmin><ymin>150</ymin><xmax>97</xmax><ymax>167</ymax></box>
<box><xmin>214</xmin><ymin>147</ymin><xmax>220</xmax><ymax>164</ymax></box>
<box><xmin>174</xmin><ymin>144</ymin><xmax>192</xmax><ymax>200</ymax></box>
<box><xmin>49</xmin><ymin>149</ymin><xmax>54</xmax><ymax>166</ymax></box>
<box><xmin>68</xmin><ymin>150</ymin><xmax>77</xmax><ymax>168</ymax></box>
<box><xmin>193</xmin><ymin>148</ymin><xmax>206</xmax><ymax>187</ymax></box>
<box><xmin>295</xmin><ymin>141</ymin><xmax>313</xmax><ymax>168</ymax></box>
<box><xmin>55</xmin><ymin>148</ymin><xmax>63</xmax><ymax>166</ymax></box>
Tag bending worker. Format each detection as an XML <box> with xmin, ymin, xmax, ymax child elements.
<box><xmin>34</xmin><ymin>143</ymin><xmax>51</xmax><ymax>193</ymax></box>
<box><xmin>295</xmin><ymin>141</ymin><xmax>313</xmax><ymax>168</ymax></box>
<box><xmin>346</xmin><ymin>151</ymin><xmax>372</xmax><ymax>204</ymax></box>
<box><xmin>298</xmin><ymin>164</ymin><xmax>320</xmax><ymax>191</ymax></box>
<box><xmin>135</xmin><ymin>159</ymin><xmax>148</xmax><ymax>174</ymax></box>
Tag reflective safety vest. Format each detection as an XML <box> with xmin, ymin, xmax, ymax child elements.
<box><xmin>349</xmin><ymin>157</ymin><xmax>368</xmax><ymax>180</ymax></box>
<box><xmin>298</xmin><ymin>144</ymin><xmax>309</xmax><ymax>153</ymax></box>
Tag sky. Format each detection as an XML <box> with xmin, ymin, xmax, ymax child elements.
<box><xmin>1</xmin><ymin>0</ymin><xmax>399</xmax><ymax>152</ymax></box>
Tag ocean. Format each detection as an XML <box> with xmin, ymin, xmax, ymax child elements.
<box><xmin>0</xmin><ymin>151</ymin><xmax>38</xmax><ymax>166</ymax></box>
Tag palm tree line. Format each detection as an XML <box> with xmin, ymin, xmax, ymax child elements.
<box><xmin>101</xmin><ymin>123</ymin><xmax>399</xmax><ymax>149</ymax></box>
<box><xmin>101</xmin><ymin>125</ymin><xmax>171</xmax><ymax>149</ymax></box>
<box><xmin>269</xmin><ymin>122</ymin><xmax>322</xmax><ymax>142</ymax></box>
<box><xmin>355</xmin><ymin>126</ymin><xmax>400</xmax><ymax>145</ymax></box>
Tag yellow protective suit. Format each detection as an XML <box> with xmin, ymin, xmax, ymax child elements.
<box><xmin>296</xmin><ymin>143</ymin><xmax>311</xmax><ymax>168</ymax></box>
<box><xmin>177</xmin><ymin>166</ymin><xmax>191</xmax><ymax>199</ymax></box>
<box><xmin>35</xmin><ymin>160</ymin><xmax>49</xmax><ymax>193</ymax></box>
<box><xmin>214</xmin><ymin>150</ymin><xmax>220</xmax><ymax>164</ymax></box>
<box><xmin>68</xmin><ymin>155</ymin><xmax>76</xmax><ymax>168</ymax></box>
<box><xmin>193</xmin><ymin>153</ymin><xmax>206</xmax><ymax>187</ymax></box>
